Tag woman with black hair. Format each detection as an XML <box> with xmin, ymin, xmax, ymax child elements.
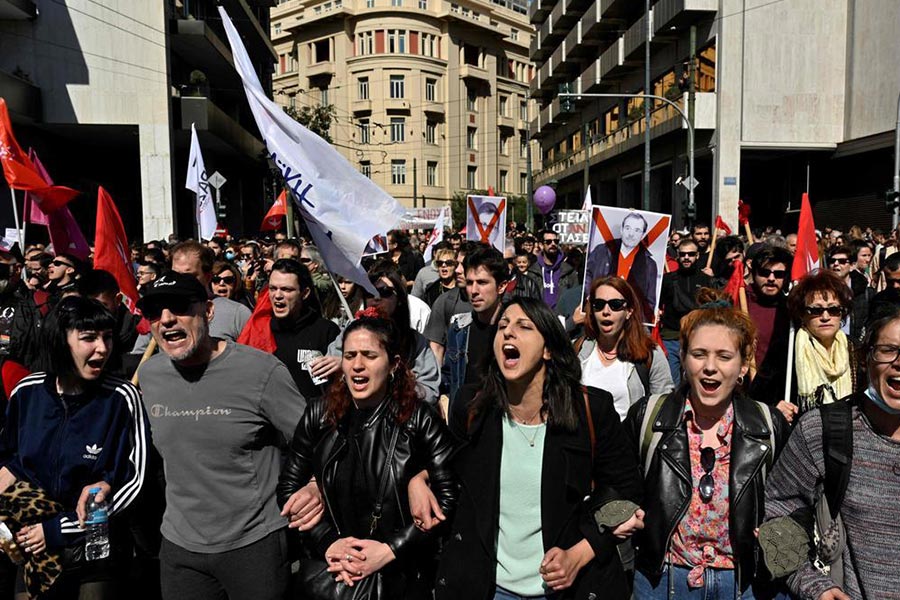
<box><xmin>434</xmin><ymin>297</ymin><xmax>643</xmax><ymax>600</ymax></box>
<box><xmin>277</xmin><ymin>311</ymin><xmax>457</xmax><ymax>598</ymax></box>
<box><xmin>0</xmin><ymin>296</ymin><xmax>150</xmax><ymax>599</ymax></box>
<box><xmin>322</xmin><ymin>276</ymin><xmax>365</xmax><ymax>328</ymax></box>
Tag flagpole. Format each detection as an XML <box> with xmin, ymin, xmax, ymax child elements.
<box><xmin>783</xmin><ymin>282</ymin><xmax>796</xmax><ymax>404</ymax></box>
<box><xmin>705</xmin><ymin>225</ymin><xmax>719</xmax><ymax>270</ymax></box>
<box><xmin>9</xmin><ymin>189</ymin><xmax>23</xmax><ymax>249</ymax></box>
<box><xmin>329</xmin><ymin>272</ymin><xmax>354</xmax><ymax>322</ymax></box>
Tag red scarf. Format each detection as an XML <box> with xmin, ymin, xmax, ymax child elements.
<box><xmin>237</xmin><ymin>287</ymin><xmax>277</xmax><ymax>353</ymax></box>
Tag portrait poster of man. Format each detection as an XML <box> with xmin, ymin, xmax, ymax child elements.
<box><xmin>363</xmin><ymin>233</ymin><xmax>389</xmax><ymax>256</ymax></box>
<box><xmin>466</xmin><ymin>195</ymin><xmax>507</xmax><ymax>253</ymax></box>
<box><xmin>583</xmin><ymin>206</ymin><xmax>671</xmax><ymax>324</ymax></box>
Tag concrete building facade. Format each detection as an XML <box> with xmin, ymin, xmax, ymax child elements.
<box><xmin>529</xmin><ymin>0</ymin><xmax>900</xmax><ymax>231</ymax></box>
<box><xmin>271</xmin><ymin>0</ymin><xmax>536</xmax><ymax>209</ymax></box>
<box><xmin>0</xmin><ymin>0</ymin><xmax>276</xmax><ymax>241</ymax></box>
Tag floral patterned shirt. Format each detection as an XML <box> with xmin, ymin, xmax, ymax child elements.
<box><xmin>669</xmin><ymin>401</ymin><xmax>735</xmax><ymax>587</ymax></box>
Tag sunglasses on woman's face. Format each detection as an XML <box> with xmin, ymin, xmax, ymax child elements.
<box><xmin>212</xmin><ymin>275</ymin><xmax>236</xmax><ymax>285</ymax></box>
<box><xmin>372</xmin><ymin>285</ymin><xmax>396</xmax><ymax>299</ymax></box>
<box><xmin>804</xmin><ymin>305</ymin><xmax>845</xmax><ymax>318</ymax></box>
<box><xmin>435</xmin><ymin>260</ymin><xmax>457</xmax><ymax>268</ymax></box>
<box><xmin>698</xmin><ymin>446</ymin><xmax>716</xmax><ymax>503</ymax></box>
<box><xmin>590</xmin><ymin>298</ymin><xmax>628</xmax><ymax>312</ymax></box>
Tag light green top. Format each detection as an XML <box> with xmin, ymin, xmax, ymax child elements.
<box><xmin>495</xmin><ymin>415</ymin><xmax>547</xmax><ymax>596</ymax></box>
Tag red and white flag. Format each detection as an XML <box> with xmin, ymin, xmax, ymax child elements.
<box><xmin>422</xmin><ymin>207</ymin><xmax>447</xmax><ymax>263</ymax></box>
<box><xmin>791</xmin><ymin>192</ymin><xmax>819</xmax><ymax>281</ymax></box>
<box><xmin>95</xmin><ymin>187</ymin><xmax>143</xmax><ymax>321</ymax></box>
<box><xmin>0</xmin><ymin>99</ymin><xmax>79</xmax><ymax>213</ymax></box>
<box><xmin>582</xmin><ymin>186</ymin><xmax>593</xmax><ymax>212</ymax></box>
<box><xmin>260</xmin><ymin>190</ymin><xmax>287</xmax><ymax>232</ymax></box>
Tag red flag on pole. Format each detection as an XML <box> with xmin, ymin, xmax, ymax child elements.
<box><xmin>791</xmin><ymin>192</ymin><xmax>820</xmax><ymax>281</ymax></box>
<box><xmin>260</xmin><ymin>190</ymin><xmax>287</xmax><ymax>232</ymax></box>
<box><xmin>26</xmin><ymin>150</ymin><xmax>91</xmax><ymax>260</ymax></box>
<box><xmin>722</xmin><ymin>259</ymin><xmax>745</xmax><ymax>306</ymax></box>
<box><xmin>0</xmin><ymin>99</ymin><xmax>80</xmax><ymax>212</ymax></box>
<box><xmin>95</xmin><ymin>187</ymin><xmax>147</xmax><ymax>332</ymax></box>
<box><xmin>714</xmin><ymin>215</ymin><xmax>732</xmax><ymax>236</ymax></box>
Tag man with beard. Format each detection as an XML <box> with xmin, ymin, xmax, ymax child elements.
<box><xmin>584</xmin><ymin>213</ymin><xmax>658</xmax><ymax>321</ymax></box>
<box><xmin>527</xmin><ymin>229</ymin><xmax>578</xmax><ymax>309</ymax></box>
<box><xmin>691</xmin><ymin>222</ymin><xmax>712</xmax><ymax>264</ymax></box>
<box><xmin>138</xmin><ymin>272</ymin><xmax>311</xmax><ymax>600</ymax></box>
<box><xmin>657</xmin><ymin>239</ymin><xmax>713</xmax><ymax>384</ymax></box>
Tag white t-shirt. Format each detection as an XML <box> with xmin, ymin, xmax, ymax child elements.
<box><xmin>581</xmin><ymin>352</ymin><xmax>631</xmax><ymax>421</ymax></box>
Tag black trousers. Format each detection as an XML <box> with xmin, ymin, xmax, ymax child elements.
<box><xmin>159</xmin><ymin>529</ymin><xmax>290</xmax><ymax>600</ymax></box>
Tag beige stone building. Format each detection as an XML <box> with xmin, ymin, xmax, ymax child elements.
<box><xmin>271</xmin><ymin>0</ymin><xmax>537</xmax><ymax>209</ymax></box>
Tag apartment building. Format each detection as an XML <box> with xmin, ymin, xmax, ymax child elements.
<box><xmin>0</xmin><ymin>0</ymin><xmax>275</xmax><ymax>240</ymax></box>
<box><xmin>271</xmin><ymin>0</ymin><xmax>536</xmax><ymax>208</ymax></box>
<box><xmin>529</xmin><ymin>0</ymin><xmax>900</xmax><ymax>230</ymax></box>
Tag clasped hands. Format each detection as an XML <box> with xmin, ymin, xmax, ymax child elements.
<box><xmin>325</xmin><ymin>537</ymin><xmax>395</xmax><ymax>587</ymax></box>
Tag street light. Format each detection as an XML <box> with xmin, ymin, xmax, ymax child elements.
<box><xmin>558</xmin><ymin>92</ymin><xmax>697</xmax><ymax>222</ymax></box>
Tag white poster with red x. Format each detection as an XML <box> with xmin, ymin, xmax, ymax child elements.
<box><xmin>466</xmin><ymin>195</ymin><xmax>507</xmax><ymax>253</ymax></box>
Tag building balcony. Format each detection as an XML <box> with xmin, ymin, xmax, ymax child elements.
<box><xmin>530</xmin><ymin>115</ymin><xmax>542</xmax><ymax>138</ymax></box>
<box><xmin>0</xmin><ymin>0</ymin><xmax>36</xmax><ymax>19</ymax></box>
<box><xmin>306</xmin><ymin>61</ymin><xmax>336</xmax><ymax>79</ymax></box>
<box><xmin>581</xmin><ymin>0</ymin><xmax>626</xmax><ymax>43</ymax></box>
<box><xmin>286</xmin><ymin>3</ymin><xmax>353</xmax><ymax>28</ymax></box>
<box><xmin>599</xmin><ymin>37</ymin><xmax>627</xmax><ymax>79</ymax></box>
<box><xmin>579</xmin><ymin>58</ymin><xmax>602</xmax><ymax>93</ymax></box>
<box><xmin>497</xmin><ymin>114</ymin><xmax>515</xmax><ymax>130</ymax></box>
<box><xmin>622</xmin><ymin>11</ymin><xmax>653</xmax><ymax>61</ymax></box>
<box><xmin>0</xmin><ymin>70</ymin><xmax>40</xmax><ymax>122</ymax></box>
<box><xmin>219</xmin><ymin>0</ymin><xmax>277</xmax><ymax>60</ymax></box>
<box><xmin>516</xmin><ymin>118</ymin><xmax>528</xmax><ymax>131</ymax></box>
<box><xmin>352</xmin><ymin>98</ymin><xmax>373</xmax><ymax>115</ymax></box>
<box><xmin>384</xmin><ymin>98</ymin><xmax>412</xmax><ymax>113</ymax></box>
<box><xmin>599</xmin><ymin>0</ymin><xmax>631</xmax><ymax>20</ymax></box>
<box><xmin>423</xmin><ymin>101</ymin><xmax>445</xmax><ymax>117</ymax></box>
<box><xmin>170</xmin><ymin>19</ymin><xmax>238</xmax><ymax>86</ymax></box>
<box><xmin>528</xmin><ymin>0</ymin><xmax>554</xmax><ymax>25</ymax></box>
<box><xmin>653</xmin><ymin>0</ymin><xmax>717</xmax><ymax>33</ymax></box>
<box><xmin>177</xmin><ymin>96</ymin><xmax>265</xmax><ymax>159</ymax></box>
<box><xmin>460</xmin><ymin>64</ymin><xmax>490</xmax><ymax>84</ymax></box>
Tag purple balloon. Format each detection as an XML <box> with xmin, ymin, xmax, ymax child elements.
<box><xmin>533</xmin><ymin>185</ymin><xmax>556</xmax><ymax>215</ymax></box>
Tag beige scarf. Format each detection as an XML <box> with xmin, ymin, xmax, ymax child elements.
<box><xmin>794</xmin><ymin>327</ymin><xmax>852</xmax><ymax>410</ymax></box>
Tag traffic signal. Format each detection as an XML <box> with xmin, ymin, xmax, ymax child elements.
<box><xmin>886</xmin><ymin>189</ymin><xmax>900</xmax><ymax>212</ymax></box>
<box><xmin>559</xmin><ymin>82</ymin><xmax>574</xmax><ymax>113</ymax></box>
<box><xmin>682</xmin><ymin>197</ymin><xmax>697</xmax><ymax>221</ymax></box>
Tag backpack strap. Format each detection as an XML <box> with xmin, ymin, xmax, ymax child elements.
<box><xmin>638</xmin><ymin>393</ymin><xmax>669</xmax><ymax>477</ymax></box>
<box><xmin>635</xmin><ymin>361</ymin><xmax>651</xmax><ymax>398</ymax></box>
<box><xmin>581</xmin><ymin>385</ymin><xmax>595</xmax><ymax>464</ymax></box>
<box><xmin>754</xmin><ymin>401</ymin><xmax>777</xmax><ymax>479</ymax></box>
<box><xmin>820</xmin><ymin>400</ymin><xmax>854</xmax><ymax>520</ymax></box>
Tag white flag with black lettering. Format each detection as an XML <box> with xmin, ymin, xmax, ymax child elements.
<box><xmin>186</xmin><ymin>124</ymin><xmax>217</xmax><ymax>241</ymax></box>
<box><xmin>218</xmin><ymin>7</ymin><xmax>405</xmax><ymax>293</ymax></box>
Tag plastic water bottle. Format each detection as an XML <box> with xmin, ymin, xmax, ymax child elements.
<box><xmin>84</xmin><ymin>487</ymin><xmax>110</xmax><ymax>560</ymax></box>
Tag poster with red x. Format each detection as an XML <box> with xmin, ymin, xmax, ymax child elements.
<box><xmin>583</xmin><ymin>206</ymin><xmax>671</xmax><ymax>325</ymax></box>
<box><xmin>466</xmin><ymin>195</ymin><xmax>507</xmax><ymax>253</ymax></box>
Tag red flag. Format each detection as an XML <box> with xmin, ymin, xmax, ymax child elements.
<box><xmin>714</xmin><ymin>215</ymin><xmax>732</xmax><ymax>235</ymax></box>
<box><xmin>26</xmin><ymin>150</ymin><xmax>91</xmax><ymax>260</ymax></box>
<box><xmin>487</xmin><ymin>186</ymin><xmax>495</xmax><ymax>197</ymax></box>
<box><xmin>791</xmin><ymin>192</ymin><xmax>820</xmax><ymax>281</ymax></box>
<box><xmin>238</xmin><ymin>287</ymin><xmax>276</xmax><ymax>353</ymax></box>
<box><xmin>24</xmin><ymin>193</ymin><xmax>49</xmax><ymax>227</ymax></box>
<box><xmin>738</xmin><ymin>199</ymin><xmax>751</xmax><ymax>226</ymax></box>
<box><xmin>94</xmin><ymin>187</ymin><xmax>143</xmax><ymax>322</ymax></box>
<box><xmin>651</xmin><ymin>321</ymin><xmax>667</xmax><ymax>356</ymax></box>
<box><xmin>0</xmin><ymin>99</ymin><xmax>80</xmax><ymax>212</ymax></box>
<box><xmin>723</xmin><ymin>259</ymin><xmax>745</xmax><ymax>306</ymax></box>
<box><xmin>260</xmin><ymin>190</ymin><xmax>287</xmax><ymax>232</ymax></box>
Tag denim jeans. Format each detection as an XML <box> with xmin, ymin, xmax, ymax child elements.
<box><xmin>662</xmin><ymin>339</ymin><xmax>682</xmax><ymax>387</ymax></box>
<box><xmin>634</xmin><ymin>565</ymin><xmax>755</xmax><ymax>600</ymax></box>
<box><xmin>494</xmin><ymin>586</ymin><xmax>549</xmax><ymax>600</ymax></box>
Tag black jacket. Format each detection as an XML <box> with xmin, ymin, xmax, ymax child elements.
<box><xmin>271</xmin><ymin>306</ymin><xmax>341</xmax><ymax>398</ymax></box>
<box><xmin>278</xmin><ymin>397</ymin><xmax>458</xmax><ymax>596</ymax></box>
<box><xmin>435</xmin><ymin>384</ymin><xmax>643</xmax><ymax>600</ymax></box>
<box><xmin>658</xmin><ymin>267</ymin><xmax>714</xmax><ymax>335</ymax></box>
<box><xmin>624</xmin><ymin>390</ymin><xmax>790</xmax><ymax>592</ymax></box>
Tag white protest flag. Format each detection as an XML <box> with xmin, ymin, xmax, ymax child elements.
<box><xmin>422</xmin><ymin>207</ymin><xmax>447</xmax><ymax>263</ymax></box>
<box><xmin>581</xmin><ymin>186</ymin><xmax>593</xmax><ymax>212</ymax></box>
<box><xmin>218</xmin><ymin>7</ymin><xmax>404</xmax><ymax>293</ymax></box>
<box><xmin>185</xmin><ymin>124</ymin><xmax>217</xmax><ymax>240</ymax></box>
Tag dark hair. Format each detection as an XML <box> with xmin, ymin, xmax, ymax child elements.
<box><xmin>324</xmin><ymin>316</ymin><xmax>419</xmax><ymax>426</ymax></box>
<box><xmin>142</xmin><ymin>247</ymin><xmax>166</xmax><ymax>265</ymax></box>
<box><xmin>622</xmin><ymin>212</ymin><xmax>648</xmax><ymax>234</ymax></box>
<box><xmin>323</xmin><ymin>276</ymin><xmax>365</xmax><ymax>321</ymax></box>
<box><xmin>462</xmin><ymin>244</ymin><xmax>508</xmax><ymax>287</ymax></box>
<box><xmin>57</xmin><ymin>253</ymin><xmax>86</xmax><ymax>276</ymax></box>
<box><xmin>883</xmin><ymin>251</ymin><xmax>900</xmax><ymax>273</ymax></box>
<box><xmin>752</xmin><ymin>246</ymin><xmax>793</xmax><ymax>273</ymax></box>
<box><xmin>849</xmin><ymin>239</ymin><xmax>873</xmax><ymax>260</ymax></box>
<box><xmin>457</xmin><ymin>240</ymin><xmax>481</xmax><ymax>259</ymax></box>
<box><xmin>77</xmin><ymin>269</ymin><xmax>120</xmax><ymax>297</ymax></box>
<box><xmin>171</xmin><ymin>241</ymin><xmax>214</xmax><ymax>273</ymax></box>
<box><xmin>210</xmin><ymin>236</ymin><xmax>227</xmax><ymax>247</ymax></box>
<box><xmin>42</xmin><ymin>296</ymin><xmax>116</xmax><ymax>379</ymax></box>
<box><xmin>275</xmin><ymin>240</ymin><xmax>302</xmax><ymax>258</ymax></box>
<box><xmin>538</xmin><ymin>229</ymin><xmax>557</xmax><ymax>240</ymax></box>
<box><xmin>826</xmin><ymin>245</ymin><xmax>853</xmax><ymax>261</ymax></box>
<box><xmin>366</xmin><ymin>259</ymin><xmax>413</xmax><ymax>359</ymax></box>
<box><xmin>677</xmin><ymin>238</ymin><xmax>699</xmax><ymax>251</ymax></box>
<box><xmin>388</xmin><ymin>229</ymin><xmax>411</xmax><ymax>252</ymax></box>
<box><xmin>473</xmin><ymin>297</ymin><xmax>581</xmax><ymax>431</ymax></box>
<box><xmin>692</xmin><ymin>222</ymin><xmax>710</xmax><ymax>234</ymax></box>
<box><xmin>864</xmin><ymin>288</ymin><xmax>900</xmax><ymax>354</ymax></box>
<box><xmin>583</xmin><ymin>277</ymin><xmax>655</xmax><ymax>366</ymax></box>
<box><xmin>270</xmin><ymin>258</ymin><xmax>320</xmax><ymax>313</ymax></box>
<box><xmin>710</xmin><ymin>236</ymin><xmax>744</xmax><ymax>279</ymax></box>
<box><xmin>447</xmin><ymin>232</ymin><xmax>462</xmax><ymax>242</ymax></box>
<box><xmin>786</xmin><ymin>270</ymin><xmax>854</xmax><ymax>326</ymax></box>
<box><xmin>137</xmin><ymin>260</ymin><xmax>161</xmax><ymax>278</ymax></box>
<box><xmin>211</xmin><ymin>260</ymin><xmax>250</xmax><ymax>302</ymax></box>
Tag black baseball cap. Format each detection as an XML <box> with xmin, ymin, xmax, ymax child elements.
<box><xmin>137</xmin><ymin>271</ymin><xmax>209</xmax><ymax>318</ymax></box>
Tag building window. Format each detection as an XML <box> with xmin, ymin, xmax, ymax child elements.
<box><xmin>467</xmin><ymin>92</ymin><xmax>477</xmax><ymax>112</ymax></box>
<box><xmin>358</xmin><ymin>119</ymin><xmax>370</xmax><ymax>144</ymax></box>
<box><xmin>426</xmin><ymin>161</ymin><xmax>437</xmax><ymax>186</ymax></box>
<box><xmin>499</xmin><ymin>170</ymin><xmax>507</xmax><ymax>192</ymax></box>
<box><xmin>392</xmin><ymin>0</ymin><xmax>402</xmax><ymax>5</ymax></box>
<box><xmin>320</xmin><ymin>87</ymin><xmax>329</xmax><ymax>105</ymax></box>
<box><xmin>467</xmin><ymin>166</ymin><xmax>477</xmax><ymax>189</ymax></box>
<box><xmin>314</xmin><ymin>38</ymin><xmax>331</xmax><ymax>62</ymax></box>
<box><xmin>467</xmin><ymin>127</ymin><xmax>477</xmax><ymax>150</ymax></box>
<box><xmin>392</xmin><ymin>160</ymin><xmax>407</xmax><ymax>184</ymax></box>
<box><xmin>390</xmin><ymin>117</ymin><xmax>406</xmax><ymax>142</ymax></box>
<box><xmin>499</xmin><ymin>134</ymin><xmax>508</xmax><ymax>155</ymax></box>
<box><xmin>387</xmin><ymin>30</ymin><xmax>406</xmax><ymax>53</ymax></box>
<box><xmin>360</xmin><ymin>161</ymin><xmax>372</xmax><ymax>178</ymax></box>
<box><xmin>421</xmin><ymin>33</ymin><xmax>436</xmax><ymax>57</ymax></box>
<box><xmin>520</xmin><ymin>172</ymin><xmax>527</xmax><ymax>193</ymax></box>
<box><xmin>520</xmin><ymin>101</ymin><xmax>527</xmax><ymax>121</ymax></box>
<box><xmin>367</xmin><ymin>0</ymin><xmax>374</xmax><ymax>6</ymax></box>
<box><xmin>510</xmin><ymin>28</ymin><xmax>518</xmax><ymax>41</ymax></box>
<box><xmin>358</xmin><ymin>77</ymin><xmax>369</xmax><ymax>100</ymax></box>
<box><xmin>314</xmin><ymin>5</ymin><xmax>322</xmax><ymax>14</ymax></box>
<box><xmin>357</xmin><ymin>31</ymin><xmax>374</xmax><ymax>55</ymax></box>
<box><xmin>499</xmin><ymin>95</ymin><xmax>508</xmax><ymax>117</ymax></box>
<box><xmin>519</xmin><ymin>136</ymin><xmax>527</xmax><ymax>158</ymax></box>
<box><xmin>425</xmin><ymin>121</ymin><xmax>436</xmax><ymax>144</ymax></box>
<box><xmin>425</xmin><ymin>78</ymin><xmax>436</xmax><ymax>102</ymax></box>
<box><xmin>274</xmin><ymin>22</ymin><xmax>282</xmax><ymax>34</ymax></box>
<box><xmin>419</xmin><ymin>0</ymin><xmax>427</xmax><ymax>8</ymax></box>
<box><xmin>389</xmin><ymin>75</ymin><xmax>405</xmax><ymax>98</ymax></box>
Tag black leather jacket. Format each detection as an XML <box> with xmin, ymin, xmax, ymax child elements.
<box><xmin>625</xmin><ymin>390</ymin><xmax>790</xmax><ymax>592</ymax></box>
<box><xmin>277</xmin><ymin>397</ymin><xmax>458</xmax><ymax>567</ymax></box>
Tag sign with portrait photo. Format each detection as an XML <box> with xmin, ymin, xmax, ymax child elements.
<box><xmin>583</xmin><ymin>206</ymin><xmax>671</xmax><ymax>324</ymax></box>
<box><xmin>466</xmin><ymin>195</ymin><xmax>507</xmax><ymax>253</ymax></box>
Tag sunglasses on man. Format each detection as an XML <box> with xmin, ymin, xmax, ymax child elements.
<box><xmin>142</xmin><ymin>297</ymin><xmax>203</xmax><ymax>321</ymax></box>
<box><xmin>755</xmin><ymin>267</ymin><xmax>787</xmax><ymax>279</ymax></box>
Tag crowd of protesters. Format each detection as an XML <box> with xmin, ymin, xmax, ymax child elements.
<box><xmin>0</xmin><ymin>217</ymin><xmax>896</xmax><ymax>600</ymax></box>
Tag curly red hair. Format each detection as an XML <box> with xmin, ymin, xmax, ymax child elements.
<box><xmin>323</xmin><ymin>317</ymin><xmax>420</xmax><ymax>426</ymax></box>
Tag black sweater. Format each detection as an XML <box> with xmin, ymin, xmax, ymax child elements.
<box><xmin>271</xmin><ymin>306</ymin><xmax>340</xmax><ymax>398</ymax></box>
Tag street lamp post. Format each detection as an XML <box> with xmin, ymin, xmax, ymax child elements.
<box><xmin>558</xmin><ymin>92</ymin><xmax>696</xmax><ymax>221</ymax></box>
